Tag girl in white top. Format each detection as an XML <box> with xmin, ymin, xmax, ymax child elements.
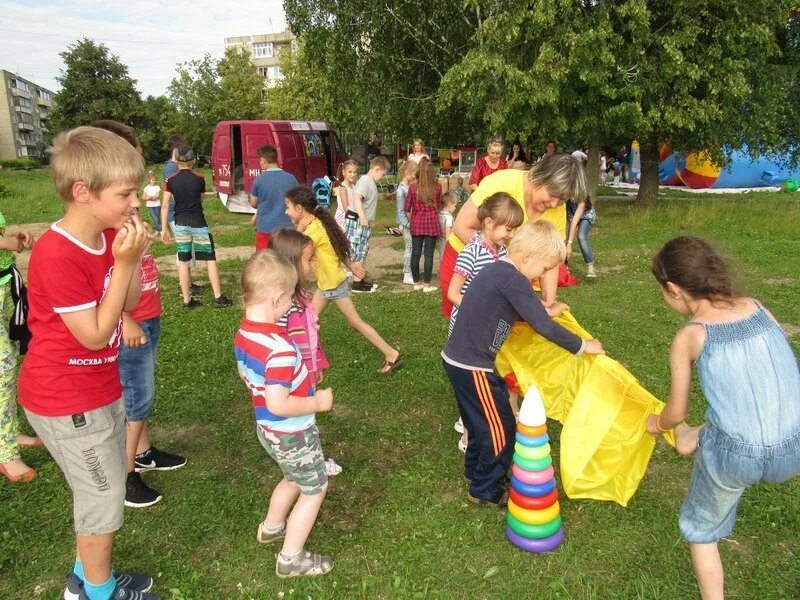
<box><xmin>407</xmin><ymin>139</ymin><xmax>430</xmax><ymax>164</ymax></box>
<box><xmin>335</xmin><ymin>160</ymin><xmax>359</xmax><ymax>230</ymax></box>
<box><xmin>142</xmin><ymin>171</ymin><xmax>162</xmax><ymax>233</ymax></box>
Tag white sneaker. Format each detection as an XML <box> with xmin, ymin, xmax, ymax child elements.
<box><xmin>413</xmin><ymin>283</ymin><xmax>424</xmax><ymax>291</ymax></box>
<box><xmin>454</xmin><ymin>418</ymin><xmax>464</xmax><ymax>434</ymax></box>
<box><xmin>422</xmin><ymin>285</ymin><xmax>438</xmax><ymax>293</ymax></box>
<box><xmin>324</xmin><ymin>458</ymin><xmax>342</xmax><ymax>476</ymax></box>
<box><xmin>458</xmin><ymin>438</ymin><xmax>467</xmax><ymax>453</ymax></box>
<box><xmin>586</xmin><ymin>264</ymin><xmax>597</xmax><ymax>279</ymax></box>
<box><xmin>403</xmin><ymin>272</ymin><xmax>414</xmax><ymax>285</ymax></box>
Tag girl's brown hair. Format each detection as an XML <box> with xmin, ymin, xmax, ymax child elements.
<box><xmin>651</xmin><ymin>236</ymin><xmax>735</xmax><ymax>301</ymax></box>
<box><xmin>414</xmin><ymin>157</ymin><xmax>438</xmax><ymax>206</ymax></box>
<box><xmin>268</xmin><ymin>228</ymin><xmax>313</xmax><ymax>304</ymax></box>
<box><xmin>477</xmin><ymin>192</ymin><xmax>525</xmax><ymax>229</ymax></box>
<box><xmin>285</xmin><ymin>186</ymin><xmax>351</xmax><ymax>265</ymax></box>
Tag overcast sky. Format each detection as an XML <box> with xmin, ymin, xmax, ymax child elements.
<box><xmin>0</xmin><ymin>0</ymin><xmax>288</xmax><ymax>97</ymax></box>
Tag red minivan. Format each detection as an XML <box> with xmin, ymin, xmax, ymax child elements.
<box><xmin>211</xmin><ymin>120</ymin><xmax>348</xmax><ymax>213</ymax></box>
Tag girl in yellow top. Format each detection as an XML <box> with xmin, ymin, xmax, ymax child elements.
<box><xmin>284</xmin><ymin>187</ymin><xmax>402</xmax><ymax>374</ymax></box>
<box><xmin>439</xmin><ymin>154</ymin><xmax>587</xmax><ymax>318</ymax></box>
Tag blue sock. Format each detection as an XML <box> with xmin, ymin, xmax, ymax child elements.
<box><xmin>73</xmin><ymin>560</ymin><xmax>84</xmax><ymax>581</ymax></box>
<box><xmin>84</xmin><ymin>574</ymin><xmax>116</xmax><ymax>600</ymax></box>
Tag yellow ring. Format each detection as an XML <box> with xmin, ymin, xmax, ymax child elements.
<box><xmin>507</xmin><ymin>499</ymin><xmax>561</xmax><ymax>525</ymax></box>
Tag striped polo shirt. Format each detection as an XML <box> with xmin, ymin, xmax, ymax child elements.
<box><xmin>234</xmin><ymin>318</ymin><xmax>315</xmax><ymax>432</ymax></box>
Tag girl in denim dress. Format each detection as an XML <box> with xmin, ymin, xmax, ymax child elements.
<box><xmin>647</xmin><ymin>236</ymin><xmax>800</xmax><ymax>600</ymax></box>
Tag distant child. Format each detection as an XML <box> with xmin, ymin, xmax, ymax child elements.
<box><xmin>19</xmin><ymin>126</ymin><xmax>159</xmax><ymax>600</ymax></box>
<box><xmin>335</xmin><ymin>160</ymin><xmax>359</xmax><ymax>231</ymax></box>
<box><xmin>404</xmin><ymin>157</ymin><xmax>442</xmax><ymax>292</ymax></box>
<box><xmin>566</xmin><ymin>198</ymin><xmax>598</xmax><ymax>279</ymax></box>
<box><xmin>234</xmin><ymin>250</ymin><xmax>334</xmax><ymax>578</ymax></box>
<box><xmin>448</xmin><ymin>174</ymin><xmax>470</xmax><ymax>207</ymax></box>
<box><xmin>447</xmin><ymin>192</ymin><xmax>524</xmax><ymax>451</ymax></box>
<box><xmin>647</xmin><ymin>237</ymin><xmax>800</xmax><ymax>600</ymax></box>
<box><xmin>436</xmin><ymin>191</ymin><xmax>457</xmax><ymax>261</ymax></box>
<box><xmin>269</xmin><ymin>228</ymin><xmax>343</xmax><ymax>476</ymax></box>
<box><xmin>395</xmin><ymin>160</ymin><xmax>418</xmax><ymax>285</ymax></box>
<box><xmin>142</xmin><ymin>172</ymin><xmax>162</xmax><ymax>234</ymax></box>
<box><xmin>442</xmin><ymin>221</ymin><xmax>604</xmax><ymax>506</ymax></box>
<box><xmin>346</xmin><ymin>156</ymin><xmax>390</xmax><ymax>293</ymax></box>
<box><xmin>0</xmin><ymin>216</ymin><xmax>38</xmax><ymax>483</ymax></box>
<box><xmin>284</xmin><ymin>186</ymin><xmax>403</xmax><ymax>374</ymax></box>
<box><xmin>161</xmin><ymin>145</ymin><xmax>231</xmax><ymax>308</ymax></box>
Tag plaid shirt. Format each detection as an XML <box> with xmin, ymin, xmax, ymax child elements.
<box><xmin>404</xmin><ymin>183</ymin><xmax>442</xmax><ymax>237</ymax></box>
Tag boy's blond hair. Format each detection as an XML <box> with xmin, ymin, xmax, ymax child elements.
<box><xmin>370</xmin><ymin>156</ymin><xmax>390</xmax><ymax>170</ymax></box>
<box><xmin>507</xmin><ymin>221</ymin><xmax>566</xmax><ymax>263</ymax></box>
<box><xmin>240</xmin><ymin>250</ymin><xmax>298</xmax><ymax>306</ymax></box>
<box><xmin>50</xmin><ymin>126</ymin><xmax>145</xmax><ymax>202</ymax></box>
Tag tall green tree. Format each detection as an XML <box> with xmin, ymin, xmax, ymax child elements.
<box><xmin>168</xmin><ymin>54</ymin><xmax>219</xmax><ymax>154</ymax></box>
<box><xmin>216</xmin><ymin>47</ymin><xmax>265</xmax><ymax>120</ymax></box>
<box><xmin>47</xmin><ymin>38</ymin><xmax>143</xmax><ymax>138</ymax></box>
<box><xmin>263</xmin><ymin>40</ymin><xmax>334</xmax><ymax>121</ymax></box>
<box><xmin>137</xmin><ymin>95</ymin><xmax>179</xmax><ymax>163</ymax></box>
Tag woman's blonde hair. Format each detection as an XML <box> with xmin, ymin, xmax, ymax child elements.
<box><xmin>527</xmin><ymin>153</ymin><xmax>587</xmax><ymax>201</ymax></box>
<box><xmin>507</xmin><ymin>221</ymin><xmax>566</xmax><ymax>263</ymax></box>
<box><xmin>50</xmin><ymin>126</ymin><xmax>145</xmax><ymax>202</ymax></box>
<box><xmin>240</xmin><ymin>250</ymin><xmax>298</xmax><ymax>307</ymax></box>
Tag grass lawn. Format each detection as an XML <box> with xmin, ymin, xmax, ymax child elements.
<box><xmin>0</xmin><ymin>168</ymin><xmax>798</xmax><ymax>599</ymax></box>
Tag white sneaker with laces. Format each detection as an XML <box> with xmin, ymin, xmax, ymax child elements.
<box><xmin>586</xmin><ymin>264</ymin><xmax>597</xmax><ymax>278</ymax></box>
<box><xmin>413</xmin><ymin>283</ymin><xmax>424</xmax><ymax>291</ymax></box>
<box><xmin>423</xmin><ymin>285</ymin><xmax>438</xmax><ymax>293</ymax></box>
<box><xmin>403</xmin><ymin>272</ymin><xmax>414</xmax><ymax>285</ymax></box>
<box><xmin>454</xmin><ymin>418</ymin><xmax>464</xmax><ymax>434</ymax></box>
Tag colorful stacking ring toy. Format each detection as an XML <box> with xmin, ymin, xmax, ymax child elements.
<box><xmin>508</xmin><ymin>487</ymin><xmax>558</xmax><ymax>510</ymax></box>
<box><xmin>510</xmin><ymin>476</ymin><xmax>556</xmax><ymax>497</ymax></box>
<box><xmin>511</xmin><ymin>464</ymin><xmax>554</xmax><ymax>485</ymax></box>
<box><xmin>507</xmin><ymin>499</ymin><xmax>561</xmax><ymax>525</ymax></box>
<box><xmin>506</xmin><ymin>512</ymin><xmax>563</xmax><ymax>539</ymax></box>
<box><xmin>505</xmin><ymin>525</ymin><xmax>564</xmax><ymax>553</ymax></box>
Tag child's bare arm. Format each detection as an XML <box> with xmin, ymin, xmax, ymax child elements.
<box><xmin>352</xmin><ymin>192</ymin><xmax>368</xmax><ymax>226</ymax></box>
<box><xmin>448</xmin><ymin>272</ymin><xmax>467</xmax><ymax>308</ymax></box>
<box><xmin>265</xmin><ymin>385</ymin><xmax>333</xmax><ymax>417</ymax></box>
<box><xmin>654</xmin><ymin>326</ymin><xmax>702</xmax><ymax>429</ymax></box>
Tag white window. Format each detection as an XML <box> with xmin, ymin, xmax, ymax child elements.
<box><xmin>12</xmin><ymin>79</ymin><xmax>30</xmax><ymax>92</ymax></box>
<box><xmin>252</xmin><ymin>42</ymin><xmax>274</xmax><ymax>58</ymax></box>
<box><xmin>258</xmin><ymin>67</ymin><xmax>269</xmax><ymax>78</ymax></box>
<box><xmin>270</xmin><ymin>66</ymin><xmax>283</xmax><ymax>80</ymax></box>
<box><xmin>38</xmin><ymin>89</ymin><xmax>50</xmax><ymax>100</ymax></box>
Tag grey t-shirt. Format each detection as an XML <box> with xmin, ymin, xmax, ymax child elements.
<box><xmin>354</xmin><ymin>174</ymin><xmax>379</xmax><ymax>222</ymax></box>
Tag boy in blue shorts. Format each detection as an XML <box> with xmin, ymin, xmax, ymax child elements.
<box><xmin>442</xmin><ymin>221</ymin><xmax>605</xmax><ymax>506</ymax></box>
<box><xmin>161</xmin><ymin>146</ymin><xmax>230</xmax><ymax>309</ymax></box>
<box><xmin>234</xmin><ymin>250</ymin><xmax>335</xmax><ymax>578</ymax></box>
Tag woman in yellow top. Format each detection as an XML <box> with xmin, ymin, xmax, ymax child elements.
<box><xmin>439</xmin><ymin>154</ymin><xmax>586</xmax><ymax>318</ymax></box>
<box><xmin>284</xmin><ymin>187</ymin><xmax>403</xmax><ymax>374</ymax></box>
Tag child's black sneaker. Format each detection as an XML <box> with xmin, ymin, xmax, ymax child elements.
<box><xmin>467</xmin><ymin>488</ymin><xmax>508</xmax><ymax>508</ymax></box>
<box><xmin>124</xmin><ymin>472</ymin><xmax>162</xmax><ymax>508</ymax></box>
<box><xmin>64</xmin><ymin>571</ymin><xmax>154</xmax><ymax>600</ymax></box>
<box><xmin>183</xmin><ymin>298</ymin><xmax>201</xmax><ymax>309</ymax></box>
<box><xmin>213</xmin><ymin>294</ymin><xmax>232</xmax><ymax>308</ymax></box>
<box><xmin>78</xmin><ymin>584</ymin><xmax>162</xmax><ymax>600</ymax></box>
<box><xmin>190</xmin><ymin>283</ymin><xmax>203</xmax><ymax>294</ymax></box>
<box><xmin>134</xmin><ymin>446</ymin><xmax>187</xmax><ymax>472</ymax></box>
<box><xmin>351</xmin><ymin>280</ymin><xmax>376</xmax><ymax>293</ymax></box>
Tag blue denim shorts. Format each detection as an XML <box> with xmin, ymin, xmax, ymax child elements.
<box><xmin>119</xmin><ymin>317</ymin><xmax>161</xmax><ymax>421</ymax></box>
<box><xmin>680</xmin><ymin>424</ymin><xmax>800</xmax><ymax>543</ymax></box>
<box><xmin>321</xmin><ymin>279</ymin><xmax>350</xmax><ymax>301</ymax></box>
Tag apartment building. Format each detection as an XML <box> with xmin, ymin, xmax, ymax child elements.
<box><xmin>0</xmin><ymin>70</ymin><xmax>54</xmax><ymax>160</ymax></box>
<box><xmin>224</xmin><ymin>30</ymin><xmax>296</xmax><ymax>88</ymax></box>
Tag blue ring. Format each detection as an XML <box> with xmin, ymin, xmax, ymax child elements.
<box><xmin>510</xmin><ymin>476</ymin><xmax>556</xmax><ymax>497</ymax></box>
<box><xmin>515</xmin><ymin>432</ymin><xmax>549</xmax><ymax>448</ymax></box>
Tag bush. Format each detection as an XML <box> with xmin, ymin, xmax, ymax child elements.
<box><xmin>0</xmin><ymin>158</ymin><xmax>39</xmax><ymax>170</ymax></box>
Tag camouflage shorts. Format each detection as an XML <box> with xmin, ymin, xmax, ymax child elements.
<box><xmin>257</xmin><ymin>424</ymin><xmax>328</xmax><ymax>495</ymax></box>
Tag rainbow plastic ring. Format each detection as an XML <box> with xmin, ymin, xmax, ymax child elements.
<box><xmin>516</xmin><ymin>432</ymin><xmax>549</xmax><ymax>448</ymax></box>
<box><xmin>514</xmin><ymin>442</ymin><xmax>551</xmax><ymax>461</ymax></box>
<box><xmin>510</xmin><ymin>476</ymin><xmax>556</xmax><ymax>497</ymax></box>
<box><xmin>507</xmin><ymin>499</ymin><xmax>561</xmax><ymax>525</ymax></box>
<box><xmin>513</xmin><ymin>453</ymin><xmax>552</xmax><ymax>472</ymax></box>
<box><xmin>506</xmin><ymin>512</ymin><xmax>562</xmax><ymax>539</ymax></box>
<box><xmin>509</xmin><ymin>488</ymin><xmax>558</xmax><ymax>510</ymax></box>
<box><xmin>517</xmin><ymin>423</ymin><xmax>547</xmax><ymax>437</ymax></box>
<box><xmin>505</xmin><ymin>525</ymin><xmax>564</xmax><ymax>553</ymax></box>
<box><xmin>511</xmin><ymin>464</ymin><xmax>554</xmax><ymax>485</ymax></box>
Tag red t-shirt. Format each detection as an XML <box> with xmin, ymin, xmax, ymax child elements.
<box><xmin>19</xmin><ymin>225</ymin><xmax>123</xmax><ymax>417</ymax></box>
<box><xmin>130</xmin><ymin>253</ymin><xmax>162</xmax><ymax>322</ymax></box>
<box><xmin>469</xmin><ymin>157</ymin><xmax>508</xmax><ymax>187</ymax></box>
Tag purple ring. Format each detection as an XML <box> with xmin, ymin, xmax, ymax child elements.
<box><xmin>505</xmin><ymin>525</ymin><xmax>564</xmax><ymax>553</ymax></box>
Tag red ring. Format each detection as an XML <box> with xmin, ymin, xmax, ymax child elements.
<box><xmin>508</xmin><ymin>487</ymin><xmax>559</xmax><ymax>510</ymax></box>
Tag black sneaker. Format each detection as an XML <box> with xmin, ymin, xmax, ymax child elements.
<box><xmin>362</xmin><ymin>278</ymin><xmax>378</xmax><ymax>290</ymax></box>
<box><xmin>467</xmin><ymin>488</ymin><xmax>508</xmax><ymax>508</ymax></box>
<box><xmin>65</xmin><ymin>571</ymin><xmax>155</xmax><ymax>600</ymax></box>
<box><xmin>78</xmin><ymin>582</ymin><xmax>162</xmax><ymax>600</ymax></box>
<box><xmin>351</xmin><ymin>280</ymin><xmax>376</xmax><ymax>293</ymax></box>
<box><xmin>190</xmin><ymin>283</ymin><xmax>203</xmax><ymax>294</ymax></box>
<box><xmin>213</xmin><ymin>294</ymin><xmax>232</xmax><ymax>307</ymax></box>
<box><xmin>134</xmin><ymin>446</ymin><xmax>187</xmax><ymax>472</ymax></box>
<box><xmin>183</xmin><ymin>298</ymin><xmax>201</xmax><ymax>309</ymax></box>
<box><xmin>125</xmin><ymin>472</ymin><xmax>162</xmax><ymax>508</ymax></box>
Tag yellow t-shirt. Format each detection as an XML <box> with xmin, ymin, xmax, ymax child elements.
<box><xmin>305</xmin><ymin>218</ymin><xmax>346</xmax><ymax>291</ymax></box>
<box><xmin>448</xmin><ymin>169</ymin><xmax>567</xmax><ymax>252</ymax></box>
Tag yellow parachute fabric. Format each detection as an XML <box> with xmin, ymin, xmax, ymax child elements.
<box><xmin>495</xmin><ymin>312</ymin><xmax>675</xmax><ymax>507</ymax></box>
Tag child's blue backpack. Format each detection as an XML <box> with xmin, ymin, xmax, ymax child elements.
<box><xmin>311</xmin><ymin>176</ymin><xmax>333</xmax><ymax>209</ymax></box>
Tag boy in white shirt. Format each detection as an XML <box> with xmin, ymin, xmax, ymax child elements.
<box><xmin>142</xmin><ymin>172</ymin><xmax>162</xmax><ymax>234</ymax></box>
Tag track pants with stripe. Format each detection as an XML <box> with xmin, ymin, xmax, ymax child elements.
<box><xmin>443</xmin><ymin>360</ymin><xmax>515</xmax><ymax>501</ymax></box>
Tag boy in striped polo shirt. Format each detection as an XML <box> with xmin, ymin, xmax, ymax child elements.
<box><xmin>234</xmin><ymin>250</ymin><xmax>334</xmax><ymax>578</ymax></box>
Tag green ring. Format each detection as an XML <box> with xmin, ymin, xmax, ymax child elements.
<box><xmin>513</xmin><ymin>453</ymin><xmax>552</xmax><ymax>471</ymax></box>
<box><xmin>506</xmin><ymin>513</ymin><xmax>563</xmax><ymax>539</ymax></box>
<box><xmin>514</xmin><ymin>442</ymin><xmax>551</xmax><ymax>461</ymax></box>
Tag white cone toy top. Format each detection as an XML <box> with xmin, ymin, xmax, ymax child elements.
<box><xmin>518</xmin><ymin>386</ymin><xmax>546</xmax><ymax>427</ymax></box>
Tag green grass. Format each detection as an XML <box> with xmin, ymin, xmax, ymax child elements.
<box><xmin>1</xmin><ymin>168</ymin><xmax>799</xmax><ymax>599</ymax></box>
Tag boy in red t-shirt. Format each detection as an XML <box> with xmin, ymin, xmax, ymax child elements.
<box><xmin>18</xmin><ymin>126</ymin><xmax>160</xmax><ymax>600</ymax></box>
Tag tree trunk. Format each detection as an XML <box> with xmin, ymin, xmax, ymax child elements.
<box><xmin>586</xmin><ymin>131</ymin><xmax>600</xmax><ymax>203</ymax></box>
<box><xmin>636</xmin><ymin>137</ymin><xmax>660</xmax><ymax>206</ymax></box>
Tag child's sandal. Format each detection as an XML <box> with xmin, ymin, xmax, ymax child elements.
<box><xmin>276</xmin><ymin>550</ymin><xmax>333</xmax><ymax>578</ymax></box>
